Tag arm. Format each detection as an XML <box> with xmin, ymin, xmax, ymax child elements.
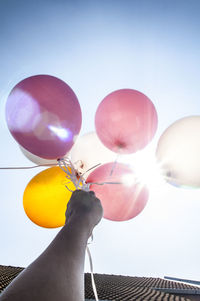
<box><xmin>0</xmin><ymin>190</ymin><xmax>103</xmax><ymax>301</ymax></box>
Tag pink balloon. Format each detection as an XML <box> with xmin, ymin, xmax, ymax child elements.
<box><xmin>6</xmin><ymin>75</ymin><xmax>82</xmax><ymax>159</ymax></box>
<box><xmin>95</xmin><ymin>89</ymin><xmax>158</xmax><ymax>154</ymax></box>
<box><xmin>87</xmin><ymin>162</ymin><xmax>149</xmax><ymax>221</ymax></box>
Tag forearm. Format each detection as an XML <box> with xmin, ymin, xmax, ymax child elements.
<box><xmin>0</xmin><ymin>190</ymin><xmax>103</xmax><ymax>301</ymax></box>
<box><xmin>0</xmin><ymin>221</ymin><xmax>91</xmax><ymax>301</ymax></box>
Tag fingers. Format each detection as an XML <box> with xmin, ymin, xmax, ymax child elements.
<box><xmin>65</xmin><ymin>189</ymin><xmax>103</xmax><ymax>227</ymax></box>
<box><xmin>89</xmin><ymin>191</ymin><xmax>95</xmax><ymax>196</ymax></box>
<box><xmin>71</xmin><ymin>189</ymin><xmax>96</xmax><ymax>199</ymax></box>
<box><xmin>69</xmin><ymin>190</ymin><xmax>101</xmax><ymax>209</ymax></box>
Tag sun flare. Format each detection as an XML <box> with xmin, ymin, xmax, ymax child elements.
<box><xmin>119</xmin><ymin>149</ymin><xmax>166</xmax><ymax>193</ymax></box>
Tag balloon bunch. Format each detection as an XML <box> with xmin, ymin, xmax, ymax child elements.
<box><xmin>6</xmin><ymin>74</ymin><xmax>199</xmax><ymax>229</ymax></box>
<box><xmin>5</xmin><ymin>75</ymin><xmax>158</xmax><ymax>227</ymax></box>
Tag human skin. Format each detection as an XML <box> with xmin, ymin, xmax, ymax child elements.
<box><xmin>0</xmin><ymin>190</ymin><xmax>103</xmax><ymax>301</ymax></box>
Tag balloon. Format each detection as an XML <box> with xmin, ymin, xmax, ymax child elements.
<box><xmin>20</xmin><ymin>146</ymin><xmax>68</xmax><ymax>166</ymax></box>
<box><xmin>156</xmin><ymin>116</ymin><xmax>200</xmax><ymax>188</ymax></box>
<box><xmin>23</xmin><ymin>167</ymin><xmax>76</xmax><ymax>228</ymax></box>
<box><xmin>6</xmin><ymin>75</ymin><xmax>82</xmax><ymax>159</ymax></box>
<box><xmin>95</xmin><ymin>89</ymin><xmax>158</xmax><ymax>154</ymax></box>
<box><xmin>70</xmin><ymin>132</ymin><xmax>116</xmax><ymax>178</ymax></box>
<box><xmin>86</xmin><ymin>162</ymin><xmax>149</xmax><ymax>221</ymax></box>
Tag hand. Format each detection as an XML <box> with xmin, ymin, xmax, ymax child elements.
<box><xmin>65</xmin><ymin>190</ymin><xmax>103</xmax><ymax>230</ymax></box>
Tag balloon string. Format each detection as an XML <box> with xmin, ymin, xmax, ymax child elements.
<box><xmin>109</xmin><ymin>153</ymin><xmax>120</xmax><ymax>176</ymax></box>
<box><xmin>73</xmin><ymin>161</ymin><xmax>102</xmax><ymax>177</ymax></box>
<box><xmin>82</xmin><ymin>163</ymin><xmax>101</xmax><ymax>177</ymax></box>
<box><xmin>87</xmin><ymin>181</ymin><xmax>122</xmax><ymax>185</ymax></box>
<box><xmin>0</xmin><ymin>162</ymin><xmax>123</xmax><ymax>187</ymax></box>
<box><xmin>0</xmin><ymin>163</ymin><xmax>58</xmax><ymax>170</ymax></box>
<box><xmin>58</xmin><ymin>158</ymin><xmax>90</xmax><ymax>192</ymax></box>
<box><xmin>87</xmin><ymin>236</ymin><xmax>99</xmax><ymax>301</ymax></box>
<box><xmin>58</xmin><ymin>159</ymin><xmax>123</xmax><ymax>192</ymax></box>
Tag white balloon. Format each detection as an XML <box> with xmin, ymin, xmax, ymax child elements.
<box><xmin>20</xmin><ymin>146</ymin><xmax>68</xmax><ymax>166</ymax></box>
<box><xmin>70</xmin><ymin>132</ymin><xmax>116</xmax><ymax>178</ymax></box>
<box><xmin>156</xmin><ymin>116</ymin><xmax>200</xmax><ymax>188</ymax></box>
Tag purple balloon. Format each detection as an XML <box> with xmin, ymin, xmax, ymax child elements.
<box><xmin>6</xmin><ymin>75</ymin><xmax>82</xmax><ymax>159</ymax></box>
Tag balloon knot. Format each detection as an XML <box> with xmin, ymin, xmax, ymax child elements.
<box><xmin>58</xmin><ymin>158</ymin><xmax>90</xmax><ymax>191</ymax></box>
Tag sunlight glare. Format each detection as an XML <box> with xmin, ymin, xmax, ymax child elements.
<box><xmin>121</xmin><ymin>173</ymin><xmax>137</xmax><ymax>186</ymax></box>
<box><xmin>119</xmin><ymin>149</ymin><xmax>166</xmax><ymax>193</ymax></box>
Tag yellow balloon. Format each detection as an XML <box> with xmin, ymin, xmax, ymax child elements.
<box><xmin>23</xmin><ymin>167</ymin><xmax>76</xmax><ymax>228</ymax></box>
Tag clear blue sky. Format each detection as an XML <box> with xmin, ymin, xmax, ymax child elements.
<box><xmin>0</xmin><ymin>0</ymin><xmax>200</xmax><ymax>280</ymax></box>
